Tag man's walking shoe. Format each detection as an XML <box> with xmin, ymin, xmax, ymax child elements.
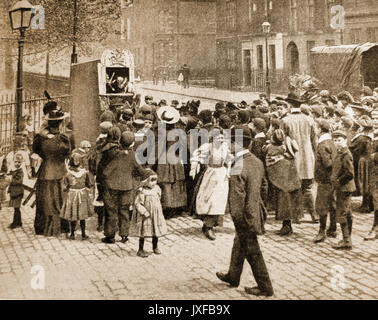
<box><xmin>69</xmin><ymin>234</ymin><xmax>75</xmax><ymax>240</ymax></box>
<box><xmin>216</xmin><ymin>272</ymin><xmax>238</xmax><ymax>287</ymax></box>
<box><xmin>310</xmin><ymin>214</ymin><xmax>319</xmax><ymax>224</ymax></box>
<box><xmin>244</xmin><ymin>286</ymin><xmax>274</xmax><ymax>297</ymax></box>
<box><xmin>120</xmin><ymin>236</ymin><xmax>128</xmax><ymax>243</ymax></box>
<box><xmin>276</xmin><ymin>225</ymin><xmax>293</xmax><ymax>236</ymax></box>
<box><xmin>82</xmin><ymin>235</ymin><xmax>89</xmax><ymax>241</ymax></box>
<box><xmin>153</xmin><ymin>248</ymin><xmax>162</xmax><ymax>255</ymax></box>
<box><xmin>137</xmin><ymin>250</ymin><xmax>150</xmax><ymax>258</ymax></box>
<box><xmin>332</xmin><ymin>240</ymin><xmax>352</xmax><ymax>250</ymax></box>
<box><xmin>101</xmin><ymin>237</ymin><xmax>115</xmax><ymax>244</ymax></box>
<box><xmin>96</xmin><ymin>225</ymin><xmax>103</xmax><ymax>232</ymax></box>
<box><xmin>313</xmin><ymin>230</ymin><xmax>326</xmax><ymax>243</ymax></box>
<box><xmin>332</xmin><ymin>223</ymin><xmax>352</xmax><ymax>250</ymax></box>
<box><xmin>8</xmin><ymin>223</ymin><xmax>22</xmax><ymax>229</ymax></box>
<box><xmin>207</xmin><ymin>228</ymin><xmax>216</xmax><ymax>241</ymax></box>
<box><xmin>326</xmin><ymin>229</ymin><xmax>337</xmax><ymax>238</ymax></box>
<box><xmin>364</xmin><ymin>228</ymin><xmax>378</xmax><ymax>241</ymax></box>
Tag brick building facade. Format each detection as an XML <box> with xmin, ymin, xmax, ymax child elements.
<box><xmin>215</xmin><ymin>0</ymin><xmax>342</xmax><ymax>91</ymax></box>
<box><xmin>344</xmin><ymin>0</ymin><xmax>378</xmax><ymax>44</ymax></box>
<box><xmin>123</xmin><ymin>0</ymin><xmax>217</xmax><ymax>81</ymax></box>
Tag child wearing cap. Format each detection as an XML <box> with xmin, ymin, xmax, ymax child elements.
<box><xmin>129</xmin><ymin>169</ymin><xmax>167</xmax><ymax>257</ymax></box>
<box><xmin>8</xmin><ymin>154</ymin><xmax>24</xmax><ymax>229</ymax></box>
<box><xmin>313</xmin><ymin>120</ymin><xmax>337</xmax><ymax>243</ymax></box>
<box><xmin>60</xmin><ymin>153</ymin><xmax>94</xmax><ymax>240</ymax></box>
<box><xmin>331</xmin><ymin>130</ymin><xmax>356</xmax><ymax>250</ymax></box>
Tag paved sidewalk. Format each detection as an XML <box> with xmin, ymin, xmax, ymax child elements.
<box><xmin>0</xmin><ymin>201</ymin><xmax>377</xmax><ymax>300</ymax></box>
<box><xmin>137</xmin><ymin>81</ymin><xmax>283</xmax><ymax>105</ymax></box>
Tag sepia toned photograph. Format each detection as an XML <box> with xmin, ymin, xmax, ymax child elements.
<box><xmin>0</xmin><ymin>0</ymin><xmax>377</xmax><ymax>304</ymax></box>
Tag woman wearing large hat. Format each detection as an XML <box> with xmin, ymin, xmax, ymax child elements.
<box><xmin>154</xmin><ymin>106</ymin><xmax>187</xmax><ymax>217</ymax></box>
<box><xmin>32</xmin><ymin>104</ymin><xmax>73</xmax><ymax>237</ymax></box>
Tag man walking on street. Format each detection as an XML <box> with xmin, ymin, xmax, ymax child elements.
<box><xmin>216</xmin><ymin>126</ymin><xmax>274</xmax><ymax>297</ymax></box>
<box><xmin>182</xmin><ymin>64</ymin><xmax>190</xmax><ymax>89</ymax></box>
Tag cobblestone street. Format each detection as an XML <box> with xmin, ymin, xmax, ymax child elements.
<box><xmin>0</xmin><ymin>201</ymin><xmax>377</xmax><ymax>300</ymax></box>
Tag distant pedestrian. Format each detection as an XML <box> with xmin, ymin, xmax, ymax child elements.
<box><xmin>60</xmin><ymin>153</ymin><xmax>94</xmax><ymax>240</ymax></box>
<box><xmin>8</xmin><ymin>154</ymin><xmax>24</xmax><ymax>229</ymax></box>
<box><xmin>182</xmin><ymin>64</ymin><xmax>190</xmax><ymax>89</ymax></box>
<box><xmin>178</xmin><ymin>72</ymin><xmax>184</xmax><ymax>87</ymax></box>
<box><xmin>129</xmin><ymin>169</ymin><xmax>167</xmax><ymax>257</ymax></box>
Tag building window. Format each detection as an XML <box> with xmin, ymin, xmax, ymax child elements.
<box><xmin>367</xmin><ymin>27</ymin><xmax>378</xmax><ymax>42</ymax></box>
<box><xmin>226</xmin><ymin>0</ymin><xmax>236</xmax><ymax>30</ymax></box>
<box><xmin>249</xmin><ymin>0</ymin><xmax>257</xmax><ymax>23</ymax></box>
<box><xmin>269</xmin><ymin>44</ymin><xmax>276</xmax><ymax>70</ymax></box>
<box><xmin>350</xmin><ymin>28</ymin><xmax>361</xmax><ymax>44</ymax></box>
<box><xmin>307</xmin><ymin>0</ymin><xmax>315</xmax><ymax>31</ymax></box>
<box><xmin>227</xmin><ymin>48</ymin><xmax>236</xmax><ymax>70</ymax></box>
<box><xmin>257</xmin><ymin>45</ymin><xmax>263</xmax><ymax>70</ymax></box>
<box><xmin>290</xmin><ymin>0</ymin><xmax>298</xmax><ymax>32</ymax></box>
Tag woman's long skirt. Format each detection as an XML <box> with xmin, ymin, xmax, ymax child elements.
<box><xmin>276</xmin><ymin>188</ymin><xmax>303</xmax><ymax>221</ymax></box>
<box><xmin>34</xmin><ymin>179</ymin><xmax>69</xmax><ymax>237</ymax></box>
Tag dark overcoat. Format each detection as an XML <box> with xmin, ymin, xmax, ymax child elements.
<box><xmin>228</xmin><ymin>152</ymin><xmax>266</xmax><ymax>235</ymax></box>
<box><xmin>314</xmin><ymin>137</ymin><xmax>337</xmax><ymax>184</ymax></box>
<box><xmin>331</xmin><ymin>146</ymin><xmax>356</xmax><ymax>193</ymax></box>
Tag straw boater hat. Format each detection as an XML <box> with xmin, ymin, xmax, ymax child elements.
<box><xmin>157</xmin><ymin>106</ymin><xmax>180</xmax><ymax>124</ymax></box>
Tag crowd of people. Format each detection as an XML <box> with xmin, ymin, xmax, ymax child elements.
<box><xmin>1</xmin><ymin>83</ymin><xmax>377</xmax><ymax>297</ymax></box>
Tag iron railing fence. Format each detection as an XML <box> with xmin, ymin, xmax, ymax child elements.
<box><xmin>0</xmin><ymin>94</ymin><xmax>71</xmax><ymax>154</ymax></box>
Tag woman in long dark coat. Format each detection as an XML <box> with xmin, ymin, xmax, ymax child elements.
<box><xmin>265</xmin><ymin>129</ymin><xmax>302</xmax><ymax>236</ymax></box>
<box><xmin>33</xmin><ymin>108</ymin><xmax>72</xmax><ymax>237</ymax></box>
<box><xmin>154</xmin><ymin>107</ymin><xmax>187</xmax><ymax>217</ymax></box>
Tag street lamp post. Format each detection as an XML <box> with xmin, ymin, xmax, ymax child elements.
<box><xmin>9</xmin><ymin>0</ymin><xmax>33</xmax><ymax>133</ymax></box>
<box><xmin>262</xmin><ymin>21</ymin><xmax>271</xmax><ymax>100</ymax></box>
<box><xmin>71</xmin><ymin>0</ymin><xmax>78</xmax><ymax>64</ymax></box>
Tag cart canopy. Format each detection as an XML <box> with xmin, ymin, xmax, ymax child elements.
<box><xmin>310</xmin><ymin>42</ymin><xmax>378</xmax><ymax>96</ymax></box>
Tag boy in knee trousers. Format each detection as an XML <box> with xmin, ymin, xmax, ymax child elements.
<box><xmin>102</xmin><ymin>131</ymin><xmax>148</xmax><ymax>244</ymax></box>
<box><xmin>314</xmin><ymin>120</ymin><xmax>337</xmax><ymax>243</ymax></box>
<box><xmin>331</xmin><ymin>130</ymin><xmax>356</xmax><ymax>250</ymax></box>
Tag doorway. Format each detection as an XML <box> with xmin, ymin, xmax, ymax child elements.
<box><xmin>287</xmin><ymin>41</ymin><xmax>300</xmax><ymax>74</ymax></box>
<box><xmin>243</xmin><ymin>50</ymin><xmax>252</xmax><ymax>86</ymax></box>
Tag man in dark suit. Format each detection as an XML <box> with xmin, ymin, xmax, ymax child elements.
<box><xmin>182</xmin><ymin>64</ymin><xmax>190</xmax><ymax>88</ymax></box>
<box><xmin>216</xmin><ymin>126</ymin><xmax>274</xmax><ymax>297</ymax></box>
